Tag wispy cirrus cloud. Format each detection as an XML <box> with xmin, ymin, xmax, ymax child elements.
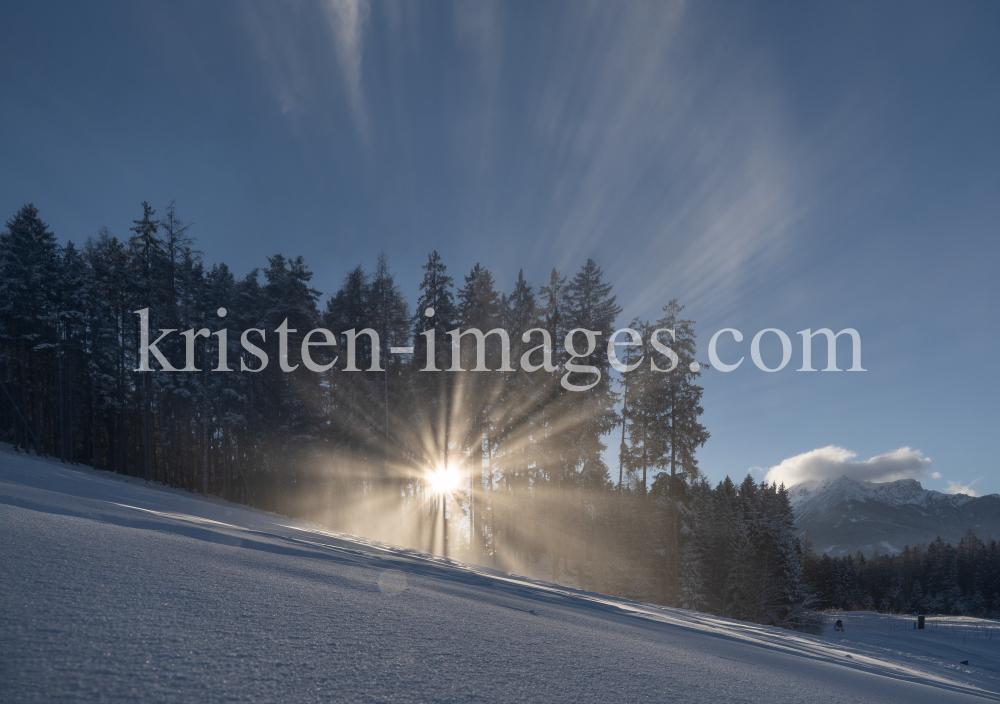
<box><xmin>453</xmin><ymin>1</ymin><xmax>810</xmax><ymax>320</ymax></box>
<box><xmin>241</xmin><ymin>0</ymin><xmax>371</xmax><ymax>138</ymax></box>
<box><xmin>321</xmin><ymin>0</ymin><xmax>371</xmax><ymax>140</ymax></box>
<box><xmin>241</xmin><ymin>2</ymin><xmax>312</xmax><ymax>116</ymax></box>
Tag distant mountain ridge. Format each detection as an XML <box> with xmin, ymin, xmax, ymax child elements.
<box><xmin>789</xmin><ymin>476</ymin><xmax>1000</xmax><ymax>557</ymax></box>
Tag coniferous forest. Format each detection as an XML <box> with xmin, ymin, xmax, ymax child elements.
<box><xmin>802</xmin><ymin>533</ymin><xmax>1000</xmax><ymax>617</ymax></box>
<box><xmin>2</xmin><ymin>202</ymin><xmax>997</xmax><ymax>630</ymax></box>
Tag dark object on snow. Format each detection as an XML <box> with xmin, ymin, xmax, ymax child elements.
<box><xmin>834</xmin><ymin>619</ymin><xmax>844</xmax><ymax>632</ymax></box>
<box><xmin>918</xmin><ymin>615</ymin><xmax>925</xmax><ymax>630</ymax></box>
<box><xmin>960</xmin><ymin>660</ymin><xmax>969</xmax><ymax>666</ymax></box>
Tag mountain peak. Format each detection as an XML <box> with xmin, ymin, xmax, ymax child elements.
<box><xmin>791</xmin><ymin>475</ymin><xmax>934</xmax><ymax>516</ymax></box>
<box><xmin>791</xmin><ymin>474</ymin><xmax>1000</xmax><ymax>557</ymax></box>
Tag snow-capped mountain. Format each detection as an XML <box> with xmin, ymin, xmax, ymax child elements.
<box><xmin>789</xmin><ymin>476</ymin><xmax>1000</xmax><ymax>557</ymax></box>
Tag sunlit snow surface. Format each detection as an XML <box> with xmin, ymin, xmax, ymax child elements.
<box><xmin>2</xmin><ymin>448</ymin><xmax>998</xmax><ymax>703</ymax></box>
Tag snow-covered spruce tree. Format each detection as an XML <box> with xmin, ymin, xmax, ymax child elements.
<box><xmin>228</xmin><ymin>268</ymin><xmax>266</xmax><ymax>504</ymax></box>
<box><xmin>258</xmin><ymin>254</ymin><xmax>323</xmax><ymax>514</ymax></box>
<box><xmin>82</xmin><ymin>228</ymin><xmax>127</xmax><ymax>473</ymax></box>
<box><xmin>324</xmin><ymin>264</ymin><xmax>377</xmax><ymax>469</ymax></box>
<box><xmin>675</xmin><ymin>478</ymin><xmax>711</xmax><ymax>611</ymax></box>
<box><xmin>319</xmin><ymin>267</ymin><xmax>385</xmax><ymax>535</ymax></box>
<box><xmin>153</xmin><ymin>203</ymin><xmax>198</xmax><ymax>490</ymax></box>
<box><xmin>620</xmin><ymin>302</ymin><xmax>707</xmax><ymax>605</ymax></box>
<box><xmin>455</xmin><ymin>262</ymin><xmax>504</xmax><ymax>562</ymax></box>
<box><xmin>651</xmin><ymin>302</ymin><xmax>708</xmax><ymax>604</ymax></box>
<box><xmin>532</xmin><ymin>268</ymin><xmax>570</xmax><ymax>583</ymax></box>
<box><xmin>695</xmin><ymin>477</ymin><xmax>733</xmax><ymax>614</ymax></box>
<box><xmin>610</xmin><ymin>318</ymin><xmax>658</xmax><ymax>598</ymax></box>
<box><xmin>313</xmin><ymin>253</ymin><xmax>414</xmax><ymax>539</ymax></box>
<box><xmin>561</xmin><ymin>260</ymin><xmax>621</xmax><ymax>589</ymax></box>
<box><xmin>169</xmin><ymin>244</ymin><xmax>210</xmax><ymax>491</ymax></box>
<box><xmin>128</xmin><ymin>201</ymin><xmax>169</xmax><ymax>482</ymax></box>
<box><xmin>619</xmin><ymin>317</ymin><xmax>656</xmax><ymax>495</ymax></box>
<box><xmin>366</xmin><ymin>253</ymin><xmax>413</xmax><ymax>541</ymax></box>
<box><xmin>54</xmin><ymin>240</ymin><xmax>93</xmax><ymax>464</ymax></box>
<box><xmin>409</xmin><ymin>251</ymin><xmax>458</xmax><ymax>544</ymax></box>
<box><xmin>201</xmin><ymin>262</ymin><xmax>255</xmax><ymax>503</ymax></box>
<box><xmin>494</xmin><ymin>270</ymin><xmax>539</xmax><ymax>575</ymax></box>
<box><xmin>0</xmin><ymin>204</ymin><xmax>61</xmax><ymax>455</ymax></box>
<box><xmin>723</xmin><ymin>476</ymin><xmax>761</xmax><ymax>620</ymax></box>
<box><xmin>761</xmin><ymin>483</ymin><xmax>817</xmax><ymax>632</ymax></box>
<box><xmin>412</xmin><ymin>250</ymin><xmax>458</xmax><ymax>374</ymax></box>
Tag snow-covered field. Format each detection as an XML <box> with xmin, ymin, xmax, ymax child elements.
<box><xmin>2</xmin><ymin>449</ymin><xmax>998</xmax><ymax>703</ymax></box>
<box><xmin>819</xmin><ymin>612</ymin><xmax>999</xmax><ymax>680</ymax></box>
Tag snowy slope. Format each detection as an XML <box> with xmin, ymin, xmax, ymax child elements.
<box><xmin>790</xmin><ymin>476</ymin><xmax>1000</xmax><ymax>556</ymax></box>
<box><xmin>2</xmin><ymin>450</ymin><xmax>999</xmax><ymax>703</ymax></box>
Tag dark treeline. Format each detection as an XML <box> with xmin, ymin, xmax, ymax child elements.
<box><xmin>802</xmin><ymin>532</ymin><xmax>1000</xmax><ymax>618</ymax></box>
<box><xmin>2</xmin><ymin>202</ymin><xmax>815</xmax><ymax>631</ymax></box>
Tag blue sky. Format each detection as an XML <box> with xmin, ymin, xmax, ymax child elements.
<box><xmin>2</xmin><ymin>1</ymin><xmax>997</xmax><ymax>494</ymax></box>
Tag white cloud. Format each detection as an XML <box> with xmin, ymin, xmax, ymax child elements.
<box><xmin>931</xmin><ymin>471</ymin><xmax>942</xmax><ymax>479</ymax></box>
<box><xmin>765</xmin><ymin>446</ymin><xmax>931</xmax><ymax>487</ymax></box>
<box><xmin>944</xmin><ymin>477</ymin><xmax>983</xmax><ymax>497</ymax></box>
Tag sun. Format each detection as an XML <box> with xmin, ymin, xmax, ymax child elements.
<box><xmin>427</xmin><ymin>466</ymin><xmax>460</xmax><ymax>494</ymax></box>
